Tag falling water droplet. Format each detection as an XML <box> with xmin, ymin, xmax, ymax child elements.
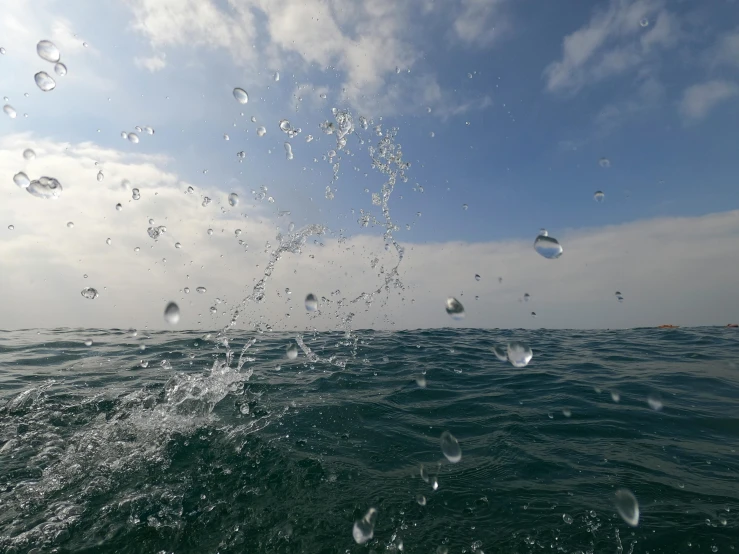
<box><xmin>97</xmin><ymin>171</ymin><xmax>104</xmax><ymax>182</ymax></box>
<box><xmin>236</xmin><ymin>151</ymin><xmax>245</xmax><ymax>161</ymax></box>
<box><xmin>196</xmin><ymin>286</ymin><xmax>207</xmax><ymax>294</ymax></box>
<box><xmin>54</xmin><ymin>62</ymin><xmax>67</xmax><ymax>76</ymax></box>
<box><xmin>531</xmin><ymin>311</ymin><xmax>537</xmax><ymax>318</ymax></box>
<box><xmin>66</xmin><ymin>221</ymin><xmax>74</xmax><ymax>228</ymax></box>
<box><xmin>563</xmin><ymin>514</ymin><xmax>573</xmax><ymax>524</ymax></box>
<box><xmin>507</xmin><ymin>342</ymin><xmax>533</xmax><ymax>368</ymax></box>
<box><xmin>286</xmin><ymin>343</ymin><xmax>298</xmax><ymax>360</ymax></box>
<box><xmin>274</xmin><ymin>71</ymin><xmax>280</xmax><ymax>81</ymax></box>
<box><xmin>462</xmin><ymin>204</ymin><xmax>468</xmax><ymax>210</ymax></box>
<box><xmin>8</xmin><ymin>224</ymin><xmax>14</xmax><ymax>230</ymax></box>
<box><xmin>84</xmin><ymin>339</ymin><xmax>93</xmax><ymax>347</ymax></box>
<box><xmin>0</xmin><ymin>47</ymin><xmax>5</xmax><ymax>55</ymax></box>
<box><xmin>144</xmin><ymin>126</ymin><xmax>154</xmax><ymax>135</ymax></box>
<box><xmin>475</xmin><ymin>274</ymin><xmax>481</xmax><ymax>281</ymax></box>
<box><xmin>36</xmin><ymin>40</ymin><xmax>60</xmax><ymax>62</ymax></box>
<box><xmin>13</xmin><ymin>172</ymin><xmax>30</xmax><ymax>188</ymax></box>
<box><xmin>106</xmin><ymin>238</ymin><xmax>111</xmax><ymax>245</ymax></box>
<box><xmin>445</xmin><ymin>297</ymin><xmax>465</xmax><ymax>320</ymax></box>
<box><xmin>524</xmin><ymin>293</ymin><xmax>530</xmax><ymax>302</ymax></box>
<box><xmin>284</xmin><ymin>142</ymin><xmax>293</xmax><ymax>160</ymax></box>
<box><xmin>416</xmin><ymin>495</ymin><xmax>427</xmax><ymax>506</ymax></box>
<box><xmin>164</xmin><ymin>302</ymin><xmax>180</xmax><ymax>325</ymax></box>
<box><xmin>492</xmin><ymin>345</ymin><xmax>508</xmax><ymax>362</ymax></box>
<box><xmin>80</xmin><ymin>287</ymin><xmax>99</xmax><ymax>300</ymax></box>
<box><xmin>234</xmin><ymin>229</ymin><xmax>241</xmax><ymax>236</ymax></box>
<box><xmin>257</xmin><ymin>126</ymin><xmax>266</xmax><ymax>137</ymax></box>
<box><xmin>34</xmin><ymin>71</ymin><xmax>56</xmax><ymax>91</ymax></box>
<box><xmin>233</xmin><ymin>88</ymin><xmax>248</xmax><ymax>104</ymax></box>
<box><xmin>132</xmin><ymin>188</ymin><xmax>140</xmax><ymax>200</ymax></box>
<box><xmin>3</xmin><ymin>104</ymin><xmax>17</xmax><ymax>118</ymax></box>
<box><xmin>615</xmin><ymin>489</ymin><xmax>639</xmax><ymax>527</ymax></box>
<box><xmin>207</xmin><ymin>228</ymin><xmax>213</xmax><ymax>236</ymax></box>
<box><xmin>599</xmin><ymin>157</ymin><xmax>611</xmax><ymax>168</ymax></box>
<box><xmin>647</xmin><ymin>393</ymin><xmax>663</xmax><ymax>411</ymax></box>
<box><xmin>23</xmin><ymin>148</ymin><xmax>35</xmax><ymax>160</ymax></box>
<box><xmin>640</xmin><ymin>18</ymin><xmax>649</xmax><ymax>27</ymax></box>
<box><xmin>228</xmin><ymin>192</ymin><xmax>239</xmax><ymax>206</ymax></box>
<box><xmin>279</xmin><ymin>119</ymin><xmax>291</xmax><ymax>133</ymax></box>
<box><xmin>115</xmin><ymin>203</ymin><xmax>122</xmax><ymax>211</ymax></box>
<box><xmin>352</xmin><ymin>508</ymin><xmax>377</xmax><ymax>545</ymax></box>
<box><xmin>305</xmin><ymin>293</ymin><xmax>318</xmax><ymax>312</ymax></box>
<box><xmin>440</xmin><ymin>431</ymin><xmax>462</xmax><ymax>463</ymax></box>
<box><xmin>26</xmin><ymin>176</ymin><xmax>62</xmax><ymax>199</ymax></box>
<box><xmin>175</xmin><ymin>242</ymin><xmax>181</xmax><ymax>249</ymax></box>
<box><xmin>534</xmin><ymin>234</ymin><xmax>563</xmax><ymax>259</ymax></box>
<box><xmin>594</xmin><ymin>191</ymin><xmax>605</xmax><ymax>202</ymax></box>
<box><xmin>415</xmin><ymin>374</ymin><xmax>427</xmax><ymax>388</ymax></box>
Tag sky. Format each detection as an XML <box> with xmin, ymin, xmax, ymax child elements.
<box><xmin>1</xmin><ymin>0</ymin><xmax>739</xmax><ymax>330</ymax></box>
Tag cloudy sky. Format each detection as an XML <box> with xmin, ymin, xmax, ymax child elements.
<box><xmin>1</xmin><ymin>0</ymin><xmax>738</xmax><ymax>330</ymax></box>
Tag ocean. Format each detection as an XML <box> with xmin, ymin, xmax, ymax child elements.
<box><xmin>1</xmin><ymin>327</ymin><xmax>738</xmax><ymax>553</ymax></box>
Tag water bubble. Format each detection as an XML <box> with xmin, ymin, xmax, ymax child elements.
<box><xmin>132</xmin><ymin>188</ymin><xmax>140</xmax><ymax>200</ymax></box>
<box><xmin>164</xmin><ymin>302</ymin><xmax>180</xmax><ymax>325</ymax></box>
<box><xmin>594</xmin><ymin>190</ymin><xmax>605</xmax><ymax>202</ymax></box>
<box><xmin>440</xmin><ymin>431</ymin><xmax>462</xmax><ymax>463</ymax></box>
<box><xmin>37</xmin><ymin>40</ymin><xmax>60</xmax><ymax>62</ymax></box>
<box><xmin>80</xmin><ymin>287</ymin><xmax>99</xmax><ymax>300</ymax></box>
<box><xmin>54</xmin><ymin>62</ymin><xmax>67</xmax><ymax>76</ymax></box>
<box><xmin>128</xmin><ymin>132</ymin><xmax>139</xmax><ymax>144</ymax></box>
<box><xmin>614</xmin><ymin>489</ymin><xmax>639</xmax><ymax>527</ymax></box>
<box><xmin>507</xmin><ymin>342</ymin><xmax>533</xmax><ymax>368</ymax></box>
<box><xmin>319</xmin><ymin>93</ymin><xmax>327</xmax><ymax>99</ymax></box>
<box><xmin>3</xmin><ymin>104</ymin><xmax>17</xmax><ymax>118</ymax></box>
<box><xmin>445</xmin><ymin>297</ymin><xmax>465</xmax><ymax>320</ymax></box>
<box><xmin>22</xmin><ymin>148</ymin><xmax>35</xmax><ymax>160</ymax></box>
<box><xmin>416</xmin><ymin>494</ymin><xmax>427</xmax><ymax>506</ymax></box>
<box><xmin>34</xmin><ymin>71</ymin><xmax>56</xmax><ymax>92</ymax></box>
<box><xmin>284</xmin><ymin>142</ymin><xmax>293</xmax><ymax>160</ymax></box>
<box><xmin>13</xmin><ymin>171</ymin><xmax>30</xmax><ymax>188</ymax></box>
<box><xmin>196</xmin><ymin>286</ymin><xmax>207</xmax><ymax>294</ymax></box>
<box><xmin>84</xmin><ymin>339</ymin><xmax>93</xmax><ymax>347</ymax></box>
<box><xmin>475</xmin><ymin>274</ymin><xmax>481</xmax><ymax>281</ymax></box>
<box><xmin>647</xmin><ymin>393</ymin><xmax>663</xmax><ymax>411</ymax></box>
<box><xmin>106</xmin><ymin>238</ymin><xmax>112</xmax><ymax>245</ymax></box>
<box><xmin>27</xmin><ymin>176</ymin><xmax>62</xmax><ymax>199</ymax></box>
<box><xmin>640</xmin><ymin>18</ymin><xmax>649</xmax><ymax>27</ymax></box>
<box><xmin>563</xmin><ymin>514</ymin><xmax>573</xmax><ymax>524</ymax></box>
<box><xmin>305</xmin><ymin>293</ymin><xmax>318</xmax><ymax>312</ymax></box>
<box><xmin>257</xmin><ymin>126</ymin><xmax>266</xmax><ymax>137</ymax></box>
<box><xmin>352</xmin><ymin>508</ymin><xmax>377</xmax><ymax>544</ymax></box>
<box><xmin>534</xmin><ymin>234</ymin><xmax>563</xmax><ymax>259</ymax></box>
<box><xmin>66</xmin><ymin>221</ymin><xmax>74</xmax><ymax>228</ymax></box>
<box><xmin>599</xmin><ymin>157</ymin><xmax>611</xmax><ymax>168</ymax></box>
<box><xmin>492</xmin><ymin>345</ymin><xmax>508</xmax><ymax>362</ymax></box>
<box><xmin>286</xmin><ymin>343</ymin><xmax>298</xmax><ymax>360</ymax></box>
<box><xmin>233</xmin><ymin>88</ymin><xmax>248</xmax><ymax>104</ymax></box>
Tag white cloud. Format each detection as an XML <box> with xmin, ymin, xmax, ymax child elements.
<box><xmin>594</xmin><ymin>74</ymin><xmax>664</xmax><ymax>132</ymax></box>
<box><xmin>678</xmin><ymin>80</ymin><xmax>739</xmax><ymax>121</ymax></box>
<box><xmin>452</xmin><ymin>0</ymin><xmax>508</xmax><ymax>48</ymax></box>
<box><xmin>713</xmin><ymin>27</ymin><xmax>739</xmax><ymax>69</ymax></box>
<box><xmin>134</xmin><ymin>52</ymin><xmax>166</xmax><ymax>72</ymax></box>
<box><xmin>543</xmin><ymin>0</ymin><xmax>678</xmax><ymax>94</ymax></box>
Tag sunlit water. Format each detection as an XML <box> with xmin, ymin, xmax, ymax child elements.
<box><xmin>1</xmin><ymin>327</ymin><xmax>738</xmax><ymax>553</ymax></box>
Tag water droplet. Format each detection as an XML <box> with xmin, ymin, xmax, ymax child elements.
<box><xmin>22</xmin><ymin>148</ymin><xmax>35</xmax><ymax>160</ymax></box>
<box><xmin>134</xmin><ymin>246</ymin><xmax>140</xmax><ymax>252</ymax></box>
<box><xmin>97</xmin><ymin>171</ymin><xmax>104</xmax><ymax>182</ymax></box>
<box><xmin>106</xmin><ymin>237</ymin><xmax>112</xmax><ymax>245</ymax></box>
<box><xmin>54</xmin><ymin>62</ymin><xmax>67</xmax><ymax>76</ymax></box>
<box><xmin>647</xmin><ymin>393</ymin><xmax>663</xmax><ymax>411</ymax></box>
<box><xmin>26</xmin><ymin>176</ymin><xmax>62</xmax><ymax>199</ymax></box>
<box><xmin>534</xmin><ymin>234</ymin><xmax>563</xmax><ymax>259</ymax></box>
<box><xmin>233</xmin><ymin>88</ymin><xmax>248</xmax><ymax>104</ymax></box>
<box><xmin>196</xmin><ymin>286</ymin><xmax>207</xmax><ymax>294</ymax></box>
<box><xmin>305</xmin><ymin>293</ymin><xmax>318</xmax><ymax>312</ymax></box>
<box><xmin>416</xmin><ymin>494</ymin><xmax>427</xmax><ymax>506</ymax></box>
<box><xmin>531</xmin><ymin>311</ymin><xmax>537</xmax><ymax>318</ymax></box>
<box><xmin>0</xmin><ymin>47</ymin><xmax>5</xmax><ymax>55</ymax></box>
<box><xmin>66</xmin><ymin>221</ymin><xmax>74</xmax><ymax>228</ymax></box>
<box><xmin>175</xmin><ymin>242</ymin><xmax>182</xmax><ymax>249</ymax></box>
<box><xmin>234</xmin><ymin>229</ymin><xmax>241</xmax><ymax>237</ymax></box>
<box><xmin>524</xmin><ymin>293</ymin><xmax>530</xmax><ymax>302</ymax></box>
<box><xmin>640</xmin><ymin>18</ymin><xmax>649</xmax><ymax>27</ymax></box>
<box><xmin>492</xmin><ymin>345</ymin><xmax>508</xmax><ymax>362</ymax></box>
<box><xmin>462</xmin><ymin>204</ymin><xmax>468</xmax><ymax>210</ymax></box>
<box><xmin>563</xmin><ymin>514</ymin><xmax>573</xmax><ymax>524</ymax></box>
<box><xmin>474</xmin><ymin>274</ymin><xmax>481</xmax><ymax>281</ymax></box>
<box><xmin>202</xmin><ymin>197</ymin><xmax>211</xmax><ymax>207</ymax></box>
<box><xmin>207</xmin><ymin>228</ymin><xmax>213</xmax><ymax>236</ymax></box>
<box><xmin>147</xmin><ymin>226</ymin><xmax>166</xmax><ymax>239</ymax></box>
<box><xmin>132</xmin><ymin>188</ymin><xmax>141</xmax><ymax>200</ymax></box>
<box><xmin>34</xmin><ymin>71</ymin><xmax>56</xmax><ymax>92</ymax></box>
<box><xmin>440</xmin><ymin>431</ymin><xmax>462</xmax><ymax>463</ymax></box>
<box><xmin>432</xmin><ymin>476</ymin><xmax>439</xmax><ymax>490</ymax></box>
<box><xmin>164</xmin><ymin>301</ymin><xmax>180</xmax><ymax>324</ymax></box>
<box><xmin>594</xmin><ymin>190</ymin><xmax>605</xmax><ymax>202</ymax></box>
<box><xmin>611</xmin><ymin>391</ymin><xmax>621</xmax><ymax>402</ymax></box>
<box><xmin>562</xmin><ymin>408</ymin><xmax>572</xmax><ymax>417</ymax></box>
<box><xmin>3</xmin><ymin>104</ymin><xmax>16</xmax><ymax>118</ymax></box>
<box><xmin>13</xmin><ymin>171</ymin><xmax>30</xmax><ymax>188</ymax></box>
<box><xmin>614</xmin><ymin>489</ymin><xmax>639</xmax><ymax>527</ymax></box>
<box><xmin>144</xmin><ymin>126</ymin><xmax>154</xmax><ymax>135</ymax></box>
<box><xmin>250</xmin><ymin>116</ymin><xmax>257</xmax><ymax>123</ymax></box>
<box><xmin>284</xmin><ymin>142</ymin><xmax>293</xmax><ymax>160</ymax></box>
<box><xmin>415</xmin><ymin>374</ymin><xmax>427</xmax><ymax>388</ymax></box>
<box><xmin>8</xmin><ymin>224</ymin><xmax>14</xmax><ymax>230</ymax></box>
<box><xmin>445</xmin><ymin>297</ymin><xmax>465</xmax><ymax>320</ymax></box>
<box><xmin>236</xmin><ymin>151</ymin><xmax>245</xmax><ymax>160</ymax></box>
<box><xmin>80</xmin><ymin>287</ymin><xmax>99</xmax><ymax>300</ymax></box>
<box><xmin>507</xmin><ymin>342</ymin><xmax>533</xmax><ymax>368</ymax></box>
<box><xmin>279</xmin><ymin>119</ymin><xmax>292</xmax><ymax>133</ymax></box>
<box><xmin>84</xmin><ymin>339</ymin><xmax>93</xmax><ymax>346</ymax></box>
<box><xmin>36</xmin><ymin>40</ymin><xmax>60</xmax><ymax>62</ymax></box>
<box><xmin>352</xmin><ymin>508</ymin><xmax>377</xmax><ymax>544</ymax></box>
<box><xmin>115</xmin><ymin>203</ymin><xmax>122</xmax><ymax>211</ymax></box>
<box><xmin>286</xmin><ymin>343</ymin><xmax>298</xmax><ymax>360</ymax></box>
<box><xmin>274</xmin><ymin>71</ymin><xmax>280</xmax><ymax>81</ymax></box>
<box><xmin>599</xmin><ymin>157</ymin><xmax>611</xmax><ymax>168</ymax></box>
<box><xmin>257</xmin><ymin>126</ymin><xmax>267</xmax><ymax>137</ymax></box>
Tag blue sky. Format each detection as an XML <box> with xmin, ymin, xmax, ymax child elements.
<box><xmin>1</xmin><ymin>0</ymin><xmax>739</xmax><ymax>329</ymax></box>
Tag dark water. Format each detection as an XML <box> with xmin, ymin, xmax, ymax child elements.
<box><xmin>1</xmin><ymin>328</ymin><xmax>738</xmax><ymax>553</ymax></box>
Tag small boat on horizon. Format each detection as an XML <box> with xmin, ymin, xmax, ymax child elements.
<box><xmin>658</xmin><ymin>324</ymin><xmax>679</xmax><ymax>329</ymax></box>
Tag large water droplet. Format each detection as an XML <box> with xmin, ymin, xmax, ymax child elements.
<box><xmin>534</xmin><ymin>234</ymin><xmax>563</xmax><ymax>259</ymax></box>
<box><xmin>474</xmin><ymin>274</ymin><xmax>481</xmax><ymax>281</ymax></box>
<box><xmin>27</xmin><ymin>176</ymin><xmax>62</xmax><ymax>199</ymax></box>
<box><xmin>97</xmin><ymin>170</ymin><xmax>104</xmax><ymax>182</ymax></box>
<box><xmin>36</xmin><ymin>40</ymin><xmax>60</xmax><ymax>63</ymax></box>
<box><xmin>132</xmin><ymin>188</ymin><xmax>141</xmax><ymax>200</ymax></box>
<box><xmin>284</xmin><ymin>142</ymin><xmax>293</xmax><ymax>160</ymax></box>
<box><xmin>84</xmin><ymin>339</ymin><xmax>93</xmax><ymax>347</ymax></box>
<box><xmin>236</xmin><ymin>151</ymin><xmax>245</xmax><ymax>160</ymax></box>
<box><xmin>106</xmin><ymin>238</ymin><xmax>111</xmax><ymax>245</ymax></box>
<box><xmin>0</xmin><ymin>47</ymin><xmax>5</xmax><ymax>55</ymax></box>
<box><xmin>164</xmin><ymin>302</ymin><xmax>180</xmax><ymax>325</ymax></box>
<box><xmin>492</xmin><ymin>345</ymin><xmax>508</xmax><ymax>362</ymax></box>
<box><xmin>80</xmin><ymin>287</ymin><xmax>99</xmax><ymax>300</ymax></box>
<box><xmin>228</xmin><ymin>192</ymin><xmax>239</xmax><ymax>206</ymax></box>
<box><xmin>352</xmin><ymin>508</ymin><xmax>377</xmax><ymax>545</ymax></box>
<box><xmin>196</xmin><ymin>286</ymin><xmax>207</xmax><ymax>294</ymax></box>
<box><xmin>305</xmin><ymin>293</ymin><xmax>318</xmax><ymax>312</ymax></box>
<box><xmin>115</xmin><ymin>203</ymin><xmax>122</xmax><ymax>211</ymax></box>
<box><xmin>144</xmin><ymin>126</ymin><xmax>154</xmax><ymax>135</ymax></box>
<box><xmin>7</xmin><ymin>224</ymin><xmax>14</xmax><ymax>230</ymax></box>
<box><xmin>507</xmin><ymin>342</ymin><xmax>533</xmax><ymax>368</ymax></box>
<box><xmin>66</xmin><ymin>221</ymin><xmax>74</xmax><ymax>228</ymax></box>
<box><xmin>34</xmin><ymin>71</ymin><xmax>56</xmax><ymax>92</ymax></box>
<box><xmin>128</xmin><ymin>132</ymin><xmax>139</xmax><ymax>144</ymax></box>
<box><xmin>594</xmin><ymin>190</ymin><xmax>605</xmax><ymax>202</ymax></box>
<box><xmin>257</xmin><ymin>126</ymin><xmax>266</xmax><ymax>137</ymax></box>
<box><xmin>22</xmin><ymin>148</ymin><xmax>35</xmax><ymax>160</ymax></box>
<box><xmin>279</xmin><ymin>119</ymin><xmax>292</xmax><ymax>133</ymax></box>
<box><xmin>13</xmin><ymin>171</ymin><xmax>30</xmax><ymax>188</ymax></box>
<box><xmin>286</xmin><ymin>343</ymin><xmax>298</xmax><ymax>360</ymax></box>
<box><xmin>54</xmin><ymin>62</ymin><xmax>67</xmax><ymax>76</ymax></box>
<box><xmin>615</xmin><ymin>489</ymin><xmax>639</xmax><ymax>526</ymax></box>
<box><xmin>445</xmin><ymin>297</ymin><xmax>465</xmax><ymax>320</ymax></box>
<box><xmin>3</xmin><ymin>104</ymin><xmax>16</xmax><ymax>118</ymax></box>
<box><xmin>233</xmin><ymin>88</ymin><xmax>248</xmax><ymax>104</ymax></box>
<box><xmin>440</xmin><ymin>431</ymin><xmax>462</xmax><ymax>463</ymax></box>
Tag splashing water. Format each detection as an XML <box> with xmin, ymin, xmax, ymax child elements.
<box><xmin>26</xmin><ymin>177</ymin><xmax>62</xmax><ymax>199</ymax></box>
<box><xmin>352</xmin><ymin>508</ymin><xmax>377</xmax><ymax>544</ymax></box>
